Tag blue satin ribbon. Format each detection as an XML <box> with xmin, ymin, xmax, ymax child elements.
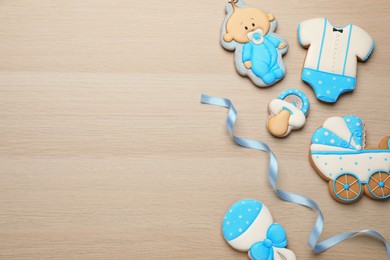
<box><xmin>249</xmin><ymin>224</ymin><xmax>287</xmax><ymax>260</ymax></box>
<box><xmin>200</xmin><ymin>94</ymin><xmax>390</xmax><ymax>259</ymax></box>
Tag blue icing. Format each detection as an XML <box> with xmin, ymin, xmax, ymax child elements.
<box><xmin>222</xmin><ymin>199</ymin><xmax>263</xmax><ymax>241</ymax></box>
<box><xmin>249</xmin><ymin>223</ymin><xmax>288</xmax><ymax>260</ymax></box>
<box><xmin>302</xmin><ymin>68</ymin><xmax>356</xmax><ymax>103</ymax></box>
<box><xmin>312</xmin><ymin>128</ymin><xmax>355</xmax><ymax>149</ymax></box>
<box><xmin>277</xmin><ymin>88</ymin><xmax>310</xmax><ymax>115</ymax></box>
<box><xmin>343</xmin><ymin>116</ymin><xmax>363</xmax><ymax>147</ymax></box>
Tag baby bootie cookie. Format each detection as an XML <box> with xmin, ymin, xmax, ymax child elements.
<box><xmin>267</xmin><ymin>89</ymin><xmax>310</xmax><ymax>138</ymax></box>
<box><xmin>222</xmin><ymin>199</ymin><xmax>296</xmax><ymax>260</ymax></box>
<box><xmin>310</xmin><ymin>116</ymin><xmax>390</xmax><ymax>203</ymax></box>
<box><xmin>221</xmin><ymin>0</ymin><xmax>288</xmax><ymax>87</ymax></box>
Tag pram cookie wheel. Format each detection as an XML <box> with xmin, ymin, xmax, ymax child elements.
<box><xmin>329</xmin><ymin>173</ymin><xmax>363</xmax><ymax>203</ymax></box>
<box><xmin>365</xmin><ymin>171</ymin><xmax>390</xmax><ymax>200</ymax></box>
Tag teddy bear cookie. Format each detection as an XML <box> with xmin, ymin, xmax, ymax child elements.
<box><xmin>267</xmin><ymin>89</ymin><xmax>310</xmax><ymax>138</ymax></box>
<box><xmin>298</xmin><ymin>18</ymin><xmax>374</xmax><ymax>103</ymax></box>
<box><xmin>222</xmin><ymin>199</ymin><xmax>296</xmax><ymax>260</ymax></box>
<box><xmin>221</xmin><ymin>0</ymin><xmax>288</xmax><ymax>87</ymax></box>
<box><xmin>310</xmin><ymin>116</ymin><xmax>390</xmax><ymax>203</ymax></box>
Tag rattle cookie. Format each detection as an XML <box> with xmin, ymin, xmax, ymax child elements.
<box><xmin>221</xmin><ymin>0</ymin><xmax>288</xmax><ymax>87</ymax></box>
<box><xmin>298</xmin><ymin>18</ymin><xmax>374</xmax><ymax>103</ymax></box>
<box><xmin>267</xmin><ymin>89</ymin><xmax>309</xmax><ymax>138</ymax></box>
<box><xmin>222</xmin><ymin>199</ymin><xmax>296</xmax><ymax>260</ymax></box>
<box><xmin>310</xmin><ymin>116</ymin><xmax>390</xmax><ymax>203</ymax></box>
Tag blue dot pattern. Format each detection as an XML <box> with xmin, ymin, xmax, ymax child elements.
<box><xmin>277</xmin><ymin>88</ymin><xmax>310</xmax><ymax>115</ymax></box>
<box><xmin>312</xmin><ymin>128</ymin><xmax>355</xmax><ymax>149</ymax></box>
<box><xmin>302</xmin><ymin>68</ymin><xmax>356</xmax><ymax>103</ymax></box>
<box><xmin>343</xmin><ymin>116</ymin><xmax>363</xmax><ymax>147</ymax></box>
<box><xmin>222</xmin><ymin>199</ymin><xmax>263</xmax><ymax>241</ymax></box>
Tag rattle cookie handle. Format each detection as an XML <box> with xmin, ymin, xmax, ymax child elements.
<box><xmin>274</xmin><ymin>247</ymin><xmax>296</xmax><ymax>260</ymax></box>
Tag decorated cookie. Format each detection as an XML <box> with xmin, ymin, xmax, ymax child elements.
<box><xmin>310</xmin><ymin>116</ymin><xmax>390</xmax><ymax>203</ymax></box>
<box><xmin>298</xmin><ymin>18</ymin><xmax>374</xmax><ymax>103</ymax></box>
<box><xmin>267</xmin><ymin>89</ymin><xmax>309</xmax><ymax>138</ymax></box>
<box><xmin>222</xmin><ymin>199</ymin><xmax>296</xmax><ymax>260</ymax></box>
<box><xmin>221</xmin><ymin>0</ymin><xmax>288</xmax><ymax>87</ymax></box>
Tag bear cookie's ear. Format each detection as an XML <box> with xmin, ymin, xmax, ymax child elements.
<box><xmin>223</xmin><ymin>33</ymin><xmax>234</xmax><ymax>42</ymax></box>
<box><xmin>268</xmin><ymin>13</ymin><xmax>275</xmax><ymax>21</ymax></box>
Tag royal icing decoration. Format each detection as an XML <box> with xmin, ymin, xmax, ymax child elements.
<box><xmin>310</xmin><ymin>116</ymin><xmax>390</xmax><ymax>203</ymax></box>
<box><xmin>222</xmin><ymin>199</ymin><xmax>296</xmax><ymax>260</ymax></box>
<box><xmin>298</xmin><ymin>18</ymin><xmax>374</xmax><ymax>103</ymax></box>
<box><xmin>221</xmin><ymin>0</ymin><xmax>288</xmax><ymax>87</ymax></box>
<box><xmin>267</xmin><ymin>89</ymin><xmax>310</xmax><ymax>138</ymax></box>
<box><xmin>201</xmin><ymin>95</ymin><xmax>390</xmax><ymax>258</ymax></box>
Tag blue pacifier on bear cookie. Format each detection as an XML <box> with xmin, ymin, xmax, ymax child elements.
<box><xmin>222</xmin><ymin>199</ymin><xmax>296</xmax><ymax>260</ymax></box>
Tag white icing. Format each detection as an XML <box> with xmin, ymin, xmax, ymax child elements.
<box><xmin>274</xmin><ymin>247</ymin><xmax>297</xmax><ymax>260</ymax></box>
<box><xmin>310</xmin><ymin>144</ymin><xmax>356</xmax><ymax>152</ymax></box>
<box><xmin>228</xmin><ymin>204</ymin><xmax>273</xmax><ymax>251</ymax></box>
<box><xmin>268</xmin><ymin>99</ymin><xmax>306</xmax><ymax>128</ymax></box>
<box><xmin>247</xmin><ymin>29</ymin><xmax>265</xmax><ymax>45</ymax></box>
<box><xmin>323</xmin><ymin>116</ymin><xmax>357</xmax><ymax>147</ymax></box>
<box><xmin>299</xmin><ymin>18</ymin><xmax>373</xmax><ymax>77</ymax></box>
<box><xmin>311</xmin><ymin>151</ymin><xmax>390</xmax><ymax>182</ymax></box>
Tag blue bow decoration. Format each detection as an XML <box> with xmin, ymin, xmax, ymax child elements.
<box><xmin>249</xmin><ymin>224</ymin><xmax>287</xmax><ymax>260</ymax></box>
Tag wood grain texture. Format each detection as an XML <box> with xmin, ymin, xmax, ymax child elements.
<box><xmin>0</xmin><ymin>0</ymin><xmax>389</xmax><ymax>259</ymax></box>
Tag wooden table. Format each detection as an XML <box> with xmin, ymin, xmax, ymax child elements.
<box><xmin>0</xmin><ymin>0</ymin><xmax>389</xmax><ymax>259</ymax></box>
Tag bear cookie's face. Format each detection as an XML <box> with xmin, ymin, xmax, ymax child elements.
<box><xmin>223</xmin><ymin>6</ymin><xmax>275</xmax><ymax>44</ymax></box>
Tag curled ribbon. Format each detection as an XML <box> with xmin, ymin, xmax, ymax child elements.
<box><xmin>200</xmin><ymin>94</ymin><xmax>390</xmax><ymax>259</ymax></box>
<box><xmin>249</xmin><ymin>224</ymin><xmax>288</xmax><ymax>260</ymax></box>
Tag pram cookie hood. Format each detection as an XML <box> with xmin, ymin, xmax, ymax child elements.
<box><xmin>311</xmin><ymin>116</ymin><xmax>365</xmax><ymax>151</ymax></box>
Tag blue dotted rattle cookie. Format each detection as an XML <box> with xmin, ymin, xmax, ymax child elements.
<box><xmin>222</xmin><ymin>199</ymin><xmax>296</xmax><ymax>260</ymax></box>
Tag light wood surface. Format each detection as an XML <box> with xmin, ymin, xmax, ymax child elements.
<box><xmin>0</xmin><ymin>0</ymin><xmax>389</xmax><ymax>259</ymax></box>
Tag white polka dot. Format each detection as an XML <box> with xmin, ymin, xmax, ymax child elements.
<box><xmin>346</xmin><ymin>119</ymin><xmax>351</xmax><ymax>122</ymax></box>
<box><xmin>306</xmin><ymin>72</ymin><xmax>311</xmax><ymax>76</ymax></box>
<box><xmin>226</xmin><ymin>222</ymin><xmax>230</xmax><ymax>225</ymax></box>
<box><xmin>326</xmin><ymin>90</ymin><xmax>330</xmax><ymax>94</ymax></box>
<box><xmin>256</xmin><ymin>207</ymin><xmax>259</xmax><ymax>211</ymax></box>
<box><xmin>239</xmin><ymin>215</ymin><xmax>242</xmax><ymax>219</ymax></box>
<box><xmin>241</xmin><ymin>201</ymin><xmax>246</xmax><ymax>204</ymax></box>
<box><xmin>347</xmin><ymin>78</ymin><xmax>351</xmax><ymax>82</ymax></box>
<box><xmin>356</xmin><ymin>123</ymin><xmax>360</xmax><ymax>126</ymax></box>
<box><xmin>246</xmin><ymin>221</ymin><xmax>249</xmax><ymax>224</ymax></box>
<box><xmin>318</xmin><ymin>80</ymin><xmax>323</xmax><ymax>84</ymax></box>
<box><xmin>324</xmin><ymin>132</ymin><xmax>329</xmax><ymax>136</ymax></box>
<box><xmin>238</xmin><ymin>228</ymin><xmax>243</xmax><ymax>232</ymax></box>
<box><xmin>332</xmin><ymin>77</ymin><xmax>336</xmax><ymax>80</ymax></box>
<box><xmin>248</xmin><ymin>208</ymin><xmax>251</xmax><ymax>212</ymax></box>
<box><xmin>330</xmin><ymin>139</ymin><xmax>335</xmax><ymax>144</ymax></box>
<box><xmin>315</xmin><ymin>138</ymin><xmax>319</xmax><ymax>142</ymax></box>
<box><xmin>229</xmin><ymin>210</ymin><xmax>233</xmax><ymax>213</ymax></box>
<box><xmin>230</xmin><ymin>233</ymin><xmax>233</xmax><ymax>236</ymax></box>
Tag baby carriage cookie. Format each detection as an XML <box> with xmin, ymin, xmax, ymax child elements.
<box><xmin>267</xmin><ymin>89</ymin><xmax>310</xmax><ymax>137</ymax></box>
<box><xmin>298</xmin><ymin>18</ymin><xmax>374</xmax><ymax>103</ymax></box>
<box><xmin>222</xmin><ymin>199</ymin><xmax>296</xmax><ymax>260</ymax></box>
<box><xmin>221</xmin><ymin>0</ymin><xmax>288</xmax><ymax>87</ymax></box>
<box><xmin>310</xmin><ymin>116</ymin><xmax>390</xmax><ymax>203</ymax></box>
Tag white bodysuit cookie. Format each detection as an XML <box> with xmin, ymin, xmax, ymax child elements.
<box><xmin>298</xmin><ymin>18</ymin><xmax>374</xmax><ymax>103</ymax></box>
